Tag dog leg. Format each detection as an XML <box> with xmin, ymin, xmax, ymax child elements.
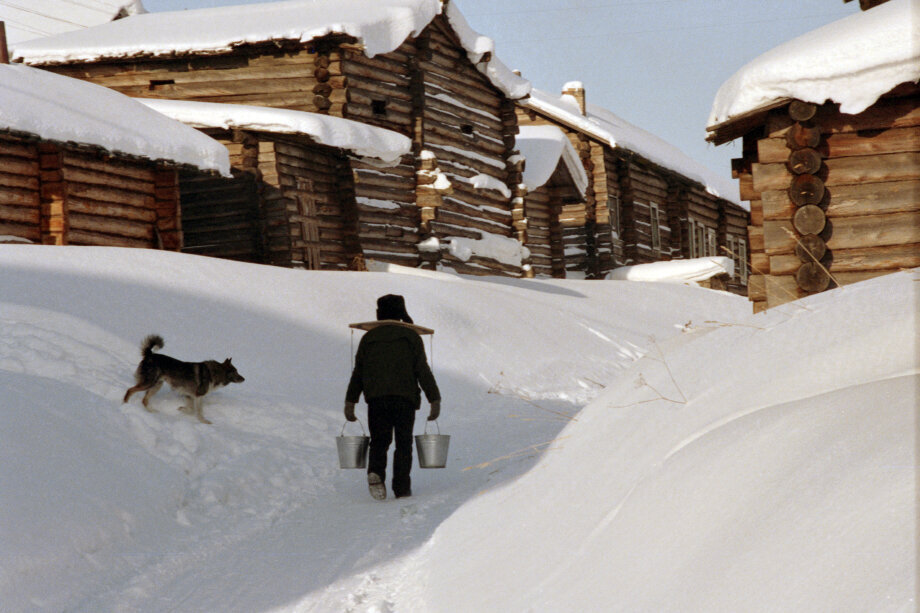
<box><xmin>194</xmin><ymin>396</ymin><xmax>211</xmax><ymax>425</ymax></box>
<box><xmin>141</xmin><ymin>381</ymin><xmax>163</xmax><ymax>412</ymax></box>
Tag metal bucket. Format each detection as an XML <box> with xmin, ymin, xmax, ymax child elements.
<box><xmin>337</xmin><ymin>421</ymin><xmax>369</xmax><ymax>469</ymax></box>
<box><xmin>415</xmin><ymin>420</ymin><xmax>450</xmax><ymax>469</ymax></box>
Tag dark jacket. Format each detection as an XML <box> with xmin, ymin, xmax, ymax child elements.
<box><xmin>345</xmin><ymin>324</ymin><xmax>440</xmax><ymax>409</ymax></box>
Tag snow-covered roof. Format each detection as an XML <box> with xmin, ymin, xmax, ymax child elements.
<box><xmin>137</xmin><ymin>99</ymin><xmax>412</xmax><ymax>164</ymax></box>
<box><xmin>11</xmin><ymin>0</ymin><xmax>531</xmax><ymax>100</ymax></box>
<box><xmin>515</xmin><ymin>125</ymin><xmax>589</xmax><ymax>197</ymax></box>
<box><xmin>707</xmin><ymin>0</ymin><xmax>920</xmax><ymax>140</ymax></box>
<box><xmin>606</xmin><ymin>256</ymin><xmax>735</xmax><ymax>283</ymax></box>
<box><xmin>0</xmin><ymin>0</ymin><xmax>146</xmax><ymax>46</ymax></box>
<box><xmin>522</xmin><ymin>88</ymin><xmax>739</xmax><ymax>203</ymax></box>
<box><xmin>0</xmin><ymin>64</ymin><xmax>229</xmax><ymax>175</ymax></box>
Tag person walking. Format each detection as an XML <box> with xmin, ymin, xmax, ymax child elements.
<box><xmin>345</xmin><ymin>294</ymin><xmax>441</xmax><ymax>500</ymax></box>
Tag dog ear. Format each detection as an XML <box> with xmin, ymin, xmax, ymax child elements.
<box><xmin>224</xmin><ymin>358</ymin><xmax>232</xmax><ymax>365</ymax></box>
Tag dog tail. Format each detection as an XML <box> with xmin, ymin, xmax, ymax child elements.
<box><xmin>141</xmin><ymin>334</ymin><xmax>164</xmax><ymax>357</ymax></box>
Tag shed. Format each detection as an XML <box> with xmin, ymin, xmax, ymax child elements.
<box><xmin>706</xmin><ymin>0</ymin><xmax>919</xmax><ymax>310</ymax></box>
<box><xmin>518</xmin><ymin>84</ymin><xmax>750</xmax><ymax>291</ymax></box>
<box><xmin>514</xmin><ymin>124</ymin><xmax>589</xmax><ymax>278</ymax></box>
<box><xmin>13</xmin><ymin>0</ymin><xmax>533</xmax><ymax>276</ymax></box>
<box><xmin>138</xmin><ymin>98</ymin><xmax>411</xmax><ymax>269</ymax></box>
<box><xmin>0</xmin><ymin>63</ymin><xmax>228</xmax><ymax>248</ymax></box>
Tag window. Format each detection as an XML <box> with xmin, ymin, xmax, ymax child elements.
<box><xmin>706</xmin><ymin>228</ymin><xmax>717</xmax><ymax>257</ymax></box>
<box><xmin>371</xmin><ymin>100</ymin><xmax>388</xmax><ymax>117</ymax></box>
<box><xmin>608</xmin><ymin>195</ymin><xmax>621</xmax><ymax>239</ymax></box>
<box><xmin>649</xmin><ymin>202</ymin><xmax>661</xmax><ymax>253</ymax></box>
<box><xmin>739</xmin><ymin>239</ymin><xmax>748</xmax><ymax>283</ymax></box>
<box><xmin>149</xmin><ymin>79</ymin><xmax>175</xmax><ymax>91</ymax></box>
<box><xmin>689</xmin><ymin>218</ymin><xmax>706</xmax><ymax>258</ymax></box>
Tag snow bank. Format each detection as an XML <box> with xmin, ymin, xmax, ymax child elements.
<box><xmin>0</xmin><ymin>64</ymin><xmax>229</xmax><ymax>175</ymax></box>
<box><xmin>523</xmin><ymin>88</ymin><xmax>739</xmax><ymax>203</ymax></box>
<box><xmin>708</xmin><ymin>0</ymin><xmax>920</xmax><ymax>128</ymax></box>
<box><xmin>0</xmin><ymin>244</ymin><xmax>747</xmax><ymax>611</ymax></box>
<box><xmin>138</xmin><ymin>99</ymin><xmax>411</xmax><ymax>164</ymax></box>
<box><xmin>516</xmin><ymin>124</ymin><xmax>589</xmax><ymax>196</ymax></box>
<box><xmin>443</xmin><ymin>233</ymin><xmax>529</xmax><ymax>268</ymax></box>
<box><xmin>401</xmin><ymin>268</ymin><xmax>919</xmax><ymax>612</ymax></box>
<box><xmin>607</xmin><ymin>256</ymin><xmax>734</xmax><ymax>283</ymax></box>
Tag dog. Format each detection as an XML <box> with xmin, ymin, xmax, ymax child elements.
<box><xmin>123</xmin><ymin>335</ymin><xmax>244</xmax><ymax>424</ymax></box>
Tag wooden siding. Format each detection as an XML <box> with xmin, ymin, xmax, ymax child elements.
<box><xmin>0</xmin><ymin>135</ymin><xmax>41</xmax><ymax>242</ymax></box>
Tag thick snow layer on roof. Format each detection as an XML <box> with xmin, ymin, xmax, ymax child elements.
<box><xmin>0</xmin><ymin>64</ymin><xmax>228</xmax><ymax>175</ymax></box>
<box><xmin>516</xmin><ymin>125</ymin><xmax>589</xmax><ymax>196</ymax></box>
<box><xmin>708</xmin><ymin>0</ymin><xmax>920</xmax><ymax>129</ymax></box>
<box><xmin>138</xmin><ymin>99</ymin><xmax>411</xmax><ymax>164</ymax></box>
<box><xmin>523</xmin><ymin>89</ymin><xmax>739</xmax><ymax>204</ymax></box>
<box><xmin>11</xmin><ymin>0</ymin><xmax>530</xmax><ymax>100</ymax></box>
<box><xmin>0</xmin><ymin>0</ymin><xmax>146</xmax><ymax>45</ymax></box>
<box><xmin>606</xmin><ymin>257</ymin><xmax>734</xmax><ymax>283</ymax></box>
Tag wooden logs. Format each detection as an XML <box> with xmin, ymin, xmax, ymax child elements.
<box><xmin>793</xmin><ymin>204</ymin><xmax>826</xmax><ymax>235</ymax></box>
<box><xmin>787</xmin><ymin>99</ymin><xmax>832</xmax><ymax>294</ymax></box>
<box><xmin>788</xmin><ymin>173</ymin><xmax>825</xmax><ymax>206</ymax></box>
<box><xmin>795</xmin><ymin>261</ymin><xmax>831</xmax><ymax>292</ymax></box>
<box><xmin>794</xmin><ymin>233</ymin><xmax>827</xmax><ymax>262</ymax></box>
<box><xmin>788</xmin><ymin>148</ymin><xmax>822</xmax><ymax>175</ymax></box>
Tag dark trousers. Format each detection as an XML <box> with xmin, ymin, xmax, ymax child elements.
<box><xmin>367</xmin><ymin>396</ymin><xmax>416</xmax><ymax>497</ymax></box>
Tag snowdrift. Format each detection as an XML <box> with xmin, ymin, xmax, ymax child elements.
<box><xmin>0</xmin><ymin>245</ymin><xmax>914</xmax><ymax>612</ymax></box>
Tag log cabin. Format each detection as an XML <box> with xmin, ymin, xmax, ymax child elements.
<box><xmin>0</xmin><ymin>63</ymin><xmax>228</xmax><ymax>248</ymax></box>
<box><xmin>518</xmin><ymin>83</ymin><xmax>750</xmax><ymax>292</ymax></box>
<box><xmin>514</xmin><ymin>125</ymin><xmax>589</xmax><ymax>278</ymax></box>
<box><xmin>12</xmin><ymin>0</ymin><xmax>534</xmax><ymax>276</ymax></box>
<box><xmin>706</xmin><ymin>0</ymin><xmax>919</xmax><ymax>311</ymax></box>
<box><xmin>138</xmin><ymin>98</ymin><xmax>411</xmax><ymax>270</ymax></box>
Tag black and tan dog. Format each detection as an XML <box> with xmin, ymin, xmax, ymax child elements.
<box><xmin>123</xmin><ymin>335</ymin><xmax>244</xmax><ymax>424</ymax></box>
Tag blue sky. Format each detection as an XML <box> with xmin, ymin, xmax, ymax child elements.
<box><xmin>142</xmin><ymin>0</ymin><xmax>857</xmax><ymax>193</ymax></box>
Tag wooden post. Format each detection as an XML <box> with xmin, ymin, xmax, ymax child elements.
<box><xmin>38</xmin><ymin>143</ymin><xmax>66</xmax><ymax>245</ymax></box>
<box><xmin>0</xmin><ymin>22</ymin><xmax>9</xmax><ymax>64</ymax></box>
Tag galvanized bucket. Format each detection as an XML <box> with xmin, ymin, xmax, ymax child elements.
<box><xmin>415</xmin><ymin>420</ymin><xmax>450</xmax><ymax>469</ymax></box>
<box><xmin>336</xmin><ymin>420</ymin><xmax>370</xmax><ymax>469</ymax></box>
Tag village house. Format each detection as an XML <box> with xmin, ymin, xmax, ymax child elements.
<box><xmin>518</xmin><ymin>84</ymin><xmax>750</xmax><ymax>291</ymax></box>
<box><xmin>513</xmin><ymin>124</ymin><xmax>589</xmax><ymax>278</ymax></box>
<box><xmin>706</xmin><ymin>0</ymin><xmax>919</xmax><ymax>310</ymax></box>
<box><xmin>0</xmin><ymin>63</ymin><xmax>228</xmax><ymax>248</ymax></box>
<box><xmin>11</xmin><ymin>0</ymin><xmax>537</xmax><ymax>276</ymax></box>
<box><xmin>138</xmin><ymin>98</ymin><xmax>411</xmax><ymax>270</ymax></box>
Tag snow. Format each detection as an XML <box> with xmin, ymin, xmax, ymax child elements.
<box><xmin>522</xmin><ymin>88</ymin><xmax>741</xmax><ymax>204</ymax></box>
<box><xmin>0</xmin><ymin>243</ymin><xmax>915</xmax><ymax>612</ymax></box>
<box><xmin>0</xmin><ymin>0</ymin><xmax>146</xmax><ymax>45</ymax></box>
<box><xmin>708</xmin><ymin>0</ymin><xmax>920</xmax><ymax>130</ymax></box>
<box><xmin>0</xmin><ymin>64</ymin><xmax>229</xmax><ymax>175</ymax></box>
<box><xmin>606</xmin><ymin>256</ymin><xmax>734</xmax><ymax>283</ymax></box>
<box><xmin>516</xmin><ymin>124</ymin><xmax>589</xmax><ymax>196</ymax></box>
<box><xmin>468</xmin><ymin>173</ymin><xmax>512</xmax><ymax>199</ymax></box>
<box><xmin>137</xmin><ymin>98</ymin><xmax>411</xmax><ymax>164</ymax></box>
<box><xmin>12</xmin><ymin>0</ymin><xmax>530</xmax><ymax>101</ymax></box>
<box><xmin>441</xmin><ymin>233</ymin><xmax>528</xmax><ymax>267</ymax></box>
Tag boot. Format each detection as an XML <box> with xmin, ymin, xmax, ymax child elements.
<box><xmin>368</xmin><ymin>472</ymin><xmax>386</xmax><ymax>501</ymax></box>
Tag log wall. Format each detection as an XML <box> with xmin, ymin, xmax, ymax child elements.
<box><xmin>741</xmin><ymin>86</ymin><xmax>920</xmax><ymax>310</ymax></box>
<box><xmin>0</xmin><ymin>133</ymin><xmax>181</xmax><ymax>249</ymax></box>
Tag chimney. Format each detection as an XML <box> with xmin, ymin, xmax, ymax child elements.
<box><xmin>0</xmin><ymin>22</ymin><xmax>9</xmax><ymax>64</ymax></box>
<box><xmin>562</xmin><ymin>81</ymin><xmax>586</xmax><ymax>116</ymax></box>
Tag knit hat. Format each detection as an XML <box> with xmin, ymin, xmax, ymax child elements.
<box><xmin>376</xmin><ymin>294</ymin><xmax>413</xmax><ymax>323</ymax></box>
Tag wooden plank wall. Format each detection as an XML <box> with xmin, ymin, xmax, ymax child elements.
<box><xmin>0</xmin><ymin>135</ymin><xmax>41</xmax><ymax>242</ymax></box>
<box><xmin>746</xmin><ymin>88</ymin><xmax>920</xmax><ymax>309</ymax></box>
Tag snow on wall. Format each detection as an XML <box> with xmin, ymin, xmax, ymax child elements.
<box><xmin>0</xmin><ymin>0</ymin><xmax>146</xmax><ymax>45</ymax></box>
<box><xmin>11</xmin><ymin>0</ymin><xmax>531</xmax><ymax>101</ymax></box>
<box><xmin>0</xmin><ymin>64</ymin><xmax>229</xmax><ymax>175</ymax></box>
<box><xmin>522</xmin><ymin>88</ymin><xmax>739</xmax><ymax>203</ymax></box>
<box><xmin>137</xmin><ymin>99</ymin><xmax>411</xmax><ymax>164</ymax></box>
<box><xmin>708</xmin><ymin>0</ymin><xmax>920</xmax><ymax>130</ymax></box>
<box><xmin>516</xmin><ymin>124</ymin><xmax>589</xmax><ymax>196</ymax></box>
